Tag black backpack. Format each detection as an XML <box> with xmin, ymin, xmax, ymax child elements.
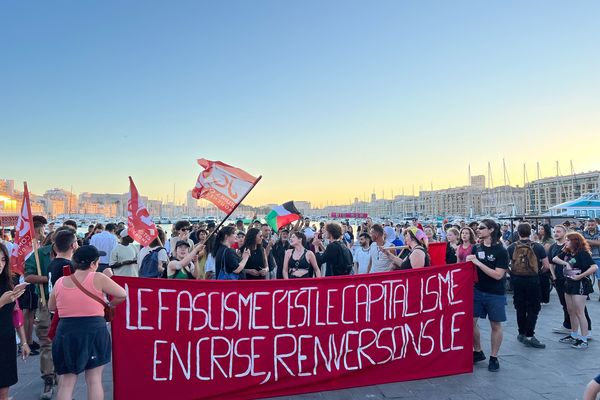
<box><xmin>139</xmin><ymin>247</ymin><xmax>165</xmax><ymax>278</ymax></box>
<box><xmin>332</xmin><ymin>241</ymin><xmax>354</xmax><ymax>276</ymax></box>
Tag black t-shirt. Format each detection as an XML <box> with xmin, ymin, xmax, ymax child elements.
<box><xmin>446</xmin><ymin>244</ymin><xmax>458</xmax><ymax>264</ymax></box>
<box><xmin>272</xmin><ymin>241</ymin><xmax>291</xmax><ymax>279</ymax></box>
<box><xmin>48</xmin><ymin>258</ymin><xmax>73</xmax><ymax>287</ymax></box>
<box><xmin>243</xmin><ymin>247</ymin><xmax>266</xmax><ymax>280</ymax></box>
<box><xmin>215</xmin><ymin>245</ymin><xmax>241</xmax><ymax>276</ymax></box>
<box><xmin>548</xmin><ymin>242</ymin><xmax>566</xmax><ymax>279</ymax></box>
<box><xmin>507</xmin><ymin>240</ymin><xmax>547</xmax><ymax>273</ymax></box>
<box><xmin>556</xmin><ymin>250</ymin><xmax>596</xmax><ymax>274</ymax></box>
<box><xmin>472</xmin><ymin>243</ymin><xmax>509</xmax><ymax>295</ymax></box>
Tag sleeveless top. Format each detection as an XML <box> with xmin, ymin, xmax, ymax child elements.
<box><xmin>289</xmin><ymin>248</ymin><xmax>313</xmax><ymax>278</ymax></box>
<box><xmin>457</xmin><ymin>244</ymin><xmax>474</xmax><ymax>263</ymax></box>
<box><xmin>54</xmin><ymin>272</ymin><xmax>105</xmax><ymax>318</ymax></box>
<box><xmin>399</xmin><ymin>246</ymin><xmax>430</xmax><ymax>270</ymax></box>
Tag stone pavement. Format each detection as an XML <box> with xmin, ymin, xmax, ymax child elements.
<box><xmin>10</xmin><ymin>290</ymin><xmax>600</xmax><ymax>400</ymax></box>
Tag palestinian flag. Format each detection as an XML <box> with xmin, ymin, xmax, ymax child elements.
<box><xmin>265</xmin><ymin>201</ymin><xmax>302</xmax><ymax>231</ymax></box>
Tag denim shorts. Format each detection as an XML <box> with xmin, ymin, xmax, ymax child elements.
<box><xmin>474</xmin><ymin>287</ymin><xmax>507</xmax><ymax>322</ymax></box>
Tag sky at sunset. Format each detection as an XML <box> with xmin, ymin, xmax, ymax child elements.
<box><xmin>1</xmin><ymin>1</ymin><xmax>599</xmax><ymax>207</ymax></box>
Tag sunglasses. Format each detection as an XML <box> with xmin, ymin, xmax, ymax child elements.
<box><xmin>477</xmin><ymin>226</ymin><xmax>488</xmax><ymax>230</ymax></box>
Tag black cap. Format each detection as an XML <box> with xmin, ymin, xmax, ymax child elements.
<box><xmin>72</xmin><ymin>245</ymin><xmax>106</xmax><ymax>266</ymax></box>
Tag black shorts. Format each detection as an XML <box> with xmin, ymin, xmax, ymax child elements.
<box><xmin>52</xmin><ymin>317</ymin><xmax>111</xmax><ymax>375</ymax></box>
<box><xmin>565</xmin><ymin>277</ymin><xmax>594</xmax><ymax>296</ymax></box>
<box><xmin>18</xmin><ymin>283</ymin><xmax>38</xmax><ymax>310</ymax></box>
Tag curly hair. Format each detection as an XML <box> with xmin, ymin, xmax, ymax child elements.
<box><xmin>566</xmin><ymin>232</ymin><xmax>592</xmax><ymax>255</ymax></box>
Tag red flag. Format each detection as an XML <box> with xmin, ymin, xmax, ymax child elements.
<box><xmin>10</xmin><ymin>182</ymin><xmax>34</xmax><ymax>275</ymax></box>
<box><xmin>127</xmin><ymin>177</ymin><xmax>159</xmax><ymax>247</ymax></box>
<box><xmin>192</xmin><ymin>159</ymin><xmax>258</xmax><ymax>214</ymax></box>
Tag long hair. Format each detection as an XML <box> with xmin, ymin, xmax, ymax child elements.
<box><xmin>458</xmin><ymin>227</ymin><xmax>476</xmax><ymax>245</ymax></box>
<box><xmin>540</xmin><ymin>224</ymin><xmax>552</xmax><ymax>242</ymax></box>
<box><xmin>0</xmin><ymin>243</ymin><xmax>14</xmax><ymax>290</ymax></box>
<box><xmin>446</xmin><ymin>228</ymin><xmax>460</xmax><ymax>242</ymax></box>
<box><xmin>241</xmin><ymin>228</ymin><xmax>262</xmax><ymax>252</ymax></box>
<box><xmin>566</xmin><ymin>232</ymin><xmax>591</xmax><ymax>255</ymax></box>
<box><xmin>480</xmin><ymin>219</ymin><xmax>501</xmax><ymax>243</ymax></box>
<box><xmin>212</xmin><ymin>226</ymin><xmax>236</xmax><ymax>257</ymax></box>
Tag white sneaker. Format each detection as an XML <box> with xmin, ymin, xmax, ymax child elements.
<box><xmin>552</xmin><ymin>326</ymin><xmax>571</xmax><ymax>334</ymax></box>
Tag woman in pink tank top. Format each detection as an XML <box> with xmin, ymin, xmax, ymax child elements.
<box><xmin>457</xmin><ymin>227</ymin><xmax>477</xmax><ymax>263</ymax></box>
<box><xmin>49</xmin><ymin>245</ymin><xmax>126</xmax><ymax>400</ymax></box>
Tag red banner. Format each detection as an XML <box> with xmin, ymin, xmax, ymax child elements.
<box><xmin>112</xmin><ymin>263</ymin><xmax>474</xmax><ymax>400</ymax></box>
<box><xmin>330</xmin><ymin>212</ymin><xmax>368</xmax><ymax>219</ymax></box>
<box><xmin>428</xmin><ymin>242</ymin><xmax>447</xmax><ymax>266</ymax></box>
<box><xmin>10</xmin><ymin>182</ymin><xmax>34</xmax><ymax>275</ymax></box>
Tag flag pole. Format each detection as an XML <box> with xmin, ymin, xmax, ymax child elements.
<box><xmin>32</xmin><ymin>239</ymin><xmax>46</xmax><ymax>307</ymax></box>
<box><xmin>205</xmin><ymin>175</ymin><xmax>262</xmax><ymax>243</ymax></box>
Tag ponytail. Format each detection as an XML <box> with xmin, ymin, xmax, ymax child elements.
<box><xmin>211</xmin><ymin>226</ymin><xmax>236</xmax><ymax>257</ymax></box>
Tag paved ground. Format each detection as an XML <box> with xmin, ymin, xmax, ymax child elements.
<box><xmin>10</xmin><ymin>290</ymin><xmax>600</xmax><ymax>400</ymax></box>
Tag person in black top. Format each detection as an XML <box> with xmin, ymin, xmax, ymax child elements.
<box><xmin>312</xmin><ymin>223</ymin><xmax>352</xmax><ymax>276</ymax></box>
<box><xmin>466</xmin><ymin>219</ymin><xmax>509</xmax><ymax>372</ymax></box>
<box><xmin>507</xmin><ymin>223</ymin><xmax>549</xmax><ymax>349</ymax></box>
<box><xmin>283</xmin><ymin>232</ymin><xmax>321</xmax><ymax>279</ymax></box>
<box><xmin>549</xmin><ymin>225</ymin><xmax>592</xmax><ymax>335</ymax></box>
<box><xmin>48</xmin><ymin>228</ymin><xmax>78</xmax><ymax>289</ymax></box>
<box><xmin>240</xmin><ymin>228</ymin><xmax>269</xmax><ymax>280</ymax></box>
<box><xmin>552</xmin><ymin>232</ymin><xmax>598</xmax><ymax>349</ymax></box>
<box><xmin>272</xmin><ymin>229</ymin><xmax>291</xmax><ymax>279</ymax></box>
<box><xmin>0</xmin><ymin>243</ymin><xmax>30</xmax><ymax>399</ymax></box>
<box><xmin>445</xmin><ymin>228</ymin><xmax>460</xmax><ymax>264</ymax></box>
<box><xmin>213</xmin><ymin>226</ymin><xmax>250</xmax><ymax>279</ymax></box>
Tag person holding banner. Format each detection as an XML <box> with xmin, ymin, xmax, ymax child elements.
<box><xmin>466</xmin><ymin>219</ymin><xmax>509</xmax><ymax>372</ymax></box>
<box><xmin>214</xmin><ymin>226</ymin><xmax>251</xmax><ymax>280</ymax></box>
<box><xmin>0</xmin><ymin>243</ymin><xmax>31</xmax><ymax>400</ymax></box>
<box><xmin>49</xmin><ymin>245</ymin><xmax>127</xmax><ymax>400</ymax></box>
<box><xmin>283</xmin><ymin>231</ymin><xmax>321</xmax><ymax>279</ymax></box>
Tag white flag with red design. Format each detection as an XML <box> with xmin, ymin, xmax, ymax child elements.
<box><xmin>10</xmin><ymin>182</ymin><xmax>34</xmax><ymax>275</ymax></box>
<box><xmin>127</xmin><ymin>177</ymin><xmax>159</xmax><ymax>247</ymax></box>
<box><xmin>192</xmin><ymin>159</ymin><xmax>258</xmax><ymax>214</ymax></box>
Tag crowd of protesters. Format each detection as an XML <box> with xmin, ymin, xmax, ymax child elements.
<box><xmin>0</xmin><ymin>214</ymin><xmax>599</xmax><ymax>399</ymax></box>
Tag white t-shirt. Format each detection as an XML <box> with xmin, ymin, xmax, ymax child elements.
<box><xmin>205</xmin><ymin>254</ymin><xmax>216</xmax><ymax>273</ymax></box>
<box><xmin>110</xmin><ymin>244</ymin><xmax>139</xmax><ymax>277</ymax></box>
<box><xmin>353</xmin><ymin>246</ymin><xmax>371</xmax><ymax>274</ymax></box>
<box><xmin>137</xmin><ymin>246</ymin><xmax>169</xmax><ymax>273</ymax></box>
<box><xmin>369</xmin><ymin>241</ymin><xmax>393</xmax><ymax>273</ymax></box>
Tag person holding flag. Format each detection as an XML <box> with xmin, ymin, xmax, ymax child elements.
<box><xmin>11</xmin><ymin>183</ymin><xmax>55</xmax><ymax>399</ymax></box>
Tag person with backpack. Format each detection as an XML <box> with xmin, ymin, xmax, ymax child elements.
<box><xmin>165</xmin><ymin>241</ymin><xmax>204</xmax><ymax>279</ymax></box>
<box><xmin>137</xmin><ymin>229</ymin><xmax>169</xmax><ymax>278</ymax></box>
<box><xmin>507</xmin><ymin>222</ymin><xmax>550</xmax><ymax>349</ymax></box>
<box><xmin>214</xmin><ymin>226</ymin><xmax>250</xmax><ymax>280</ymax></box>
<box><xmin>312</xmin><ymin>223</ymin><xmax>354</xmax><ymax>276</ymax></box>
